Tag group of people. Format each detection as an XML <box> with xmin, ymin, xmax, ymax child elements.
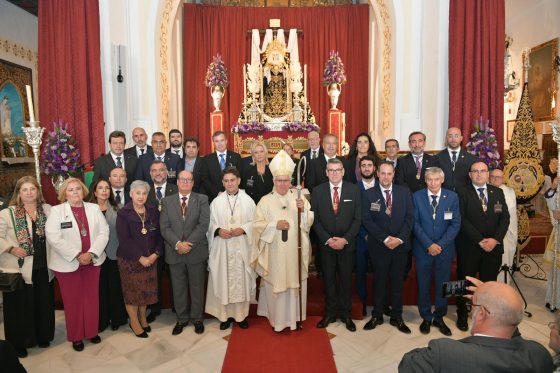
<box><xmin>0</xmin><ymin>125</ymin><xmax>552</xmax><ymax>371</ymax></box>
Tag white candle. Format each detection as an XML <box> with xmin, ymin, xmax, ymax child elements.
<box><xmin>243</xmin><ymin>64</ymin><xmax>247</xmax><ymax>103</ymax></box>
<box><xmin>304</xmin><ymin>64</ymin><xmax>307</xmax><ymax>103</ymax></box>
<box><xmin>25</xmin><ymin>85</ymin><xmax>35</xmax><ymax>123</ymax></box>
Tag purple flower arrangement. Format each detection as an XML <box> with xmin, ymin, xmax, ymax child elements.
<box><xmin>466</xmin><ymin>116</ymin><xmax>502</xmax><ymax>170</ymax></box>
<box><xmin>282</xmin><ymin>122</ymin><xmax>320</xmax><ymax>132</ymax></box>
<box><xmin>41</xmin><ymin>121</ymin><xmax>81</xmax><ymax>176</ymax></box>
<box><xmin>322</xmin><ymin>50</ymin><xmax>347</xmax><ymax>86</ymax></box>
<box><xmin>231</xmin><ymin>122</ymin><xmax>268</xmax><ymax>134</ymax></box>
<box><xmin>204</xmin><ymin>54</ymin><xmax>229</xmax><ymax>88</ymax></box>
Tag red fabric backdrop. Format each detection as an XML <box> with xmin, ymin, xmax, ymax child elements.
<box><xmin>448</xmin><ymin>0</ymin><xmax>505</xmax><ymax>151</ymax></box>
<box><xmin>38</xmin><ymin>0</ymin><xmax>105</xmax><ymax>202</ymax></box>
<box><xmin>183</xmin><ymin>4</ymin><xmax>370</xmax><ymax>155</ymax></box>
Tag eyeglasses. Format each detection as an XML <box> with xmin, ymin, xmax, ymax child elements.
<box><xmin>327</xmin><ymin>168</ymin><xmax>344</xmax><ymax>174</ymax></box>
<box><xmin>470</xmin><ymin>169</ymin><xmax>488</xmax><ymax>174</ymax></box>
<box><xmin>178</xmin><ymin>178</ymin><xmax>194</xmax><ymax>183</ymax></box>
<box><xmin>466</xmin><ymin>301</ymin><xmax>491</xmax><ymax>314</ymax></box>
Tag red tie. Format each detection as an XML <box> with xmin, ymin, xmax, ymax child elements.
<box><xmin>385</xmin><ymin>189</ymin><xmax>392</xmax><ymax>216</ymax></box>
<box><xmin>333</xmin><ymin>186</ymin><xmax>340</xmax><ymax>215</ymax></box>
<box><xmin>181</xmin><ymin>196</ymin><xmax>188</xmax><ymax>217</ymax></box>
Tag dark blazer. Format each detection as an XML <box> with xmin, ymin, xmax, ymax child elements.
<box><xmin>124</xmin><ymin>144</ymin><xmax>152</xmax><ymax>159</ymax></box>
<box><xmin>92</xmin><ymin>152</ymin><xmax>138</xmax><ymax>186</ymax></box>
<box><xmin>412</xmin><ymin>188</ymin><xmax>461</xmax><ymax>257</ymax></box>
<box><xmin>399</xmin><ymin>335</ymin><xmax>553</xmax><ymax>373</ymax></box>
<box><xmin>395</xmin><ymin>153</ymin><xmax>438</xmax><ymax>192</ymax></box>
<box><xmin>362</xmin><ymin>183</ymin><xmax>414</xmax><ymax>253</ymax></box>
<box><xmin>201</xmin><ymin>151</ymin><xmax>242</xmax><ymax>201</ymax></box>
<box><xmin>356</xmin><ymin>179</ymin><xmax>376</xmax><ymax>240</ymax></box>
<box><xmin>159</xmin><ymin>192</ymin><xmax>210</xmax><ymax>265</ymax></box>
<box><xmin>135</xmin><ymin>150</ymin><xmax>183</xmax><ymax>185</ymax></box>
<box><xmin>166</xmin><ymin>147</ymin><xmax>185</xmax><ymax>162</ymax></box>
<box><xmin>343</xmin><ymin>155</ymin><xmax>380</xmax><ymax>184</ymax></box>
<box><xmin>241</xmin><ymin>164</ymin><xmax>274</xmax><ymax>204</ymax></box>
<box><xmin>115</xmin><ymin>202</ymin><xmax>163</xmax><ymax>260</ymax></box>
<box><xmin>435</xmin><ymin>148</ymin><xmax>476</xmax><ymax>191</ymax></box>
<box><xmin>306</xmin><ymin>155</ymin><xmax>343</xmax><ymax>192</ymax></box>
<box><xmin>311</xmin><ymin>181</ymin><xmax>361</xmax><ymax>251</ymax></box>
<box><xmin>297</xmin><ymin>147</ymin><xmax>323</xmax><ymax>185</ymax></box>
<box><xmin>112</xmin><ymin>186</ymin><xmax>131</xmax><ymax>207</ymax></box>
<box><xmin>456</xmin><ymin>184</ymin><xmax>510</xmax><ymax>252</ymax></box>
<box><xmin>147</xmin><ymin>183</ymin><xmax>178</xmax><ymax>208</ymax></box>
<box><xmin>183</xmin><ymin>156</ymin><xmax>204</xmax><ymax>194</ymax></box>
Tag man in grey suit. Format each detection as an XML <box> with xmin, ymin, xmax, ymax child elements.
<box><xmin>160</xmin><ymin>170</ymin><xmax>210</xmax><ymax>335</ymax></box>
<box><xmin>399</xmin><ymin>278</ymin><xmax>553</xmax><ymax>372</ymax></box>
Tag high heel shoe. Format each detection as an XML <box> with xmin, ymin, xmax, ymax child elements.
<box><xmin>143</xmin><ymin>325</ymin><xmax>151</xmax><ymax>333</ymax></box>
<box><xmin>129</xmin><ymin>323</ymin><xmax>148</xmax><ymax>338</ymax></box>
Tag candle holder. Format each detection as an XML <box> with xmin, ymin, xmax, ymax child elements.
<box><xmin>23</xmin><ymin>120</ymin><xmax>45</xmax><ymax>185</ymax></box>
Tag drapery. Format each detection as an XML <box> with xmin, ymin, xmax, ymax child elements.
<box><xmin>448</xmin><ymin>0</ymin><xmax>505</xmax><ymax>151</ymax></box>
<box><xmin>183</xmin><ymin>4</ymin><xmax>370</xmax><ymax>155</ymax></box>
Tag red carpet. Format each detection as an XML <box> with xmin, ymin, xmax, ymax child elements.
<box><xmin>222</xmin><ymin>316</ymin><xmax>337</xmax><ymax>373</ymax></box>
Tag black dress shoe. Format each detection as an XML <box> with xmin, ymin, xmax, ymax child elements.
<box><xmin>111</xmin><ymin>324</ymin><xmax>120</xmax><ymax>331</ymax></box>
<box><xmin>433</xmin><ymin>318</ymin><xmax>452</xmax><ymax>336</ymax></box>
<box><xmin>363</xmin><ymin>316</ymin><xmax>384</xmax><ymax>330</ymax></box>
<box><xmin>383</xmin><ymin>305</ymin><xmax>392</xmax><ymax>317</ymax></box>
<box><xmin>38</xmin><ymin>341</ymin><xmax>50</xmax><ymax>348</ymax></box>
<box><xmin>172</xmin><ymin>322</ymin><xmax>188</xmax><ymax>336</ymax></box>
<box><xmin>129</xmin><ymin>323</ymin><xmax>149</xmax><ymax>338</ymax></box>
<box><xmin>316</xmin><ymin>316</ymin><xmax>336</xmax><ymax>328</ymax></box>
<box><xmin>419</xmin><ymin>319</ymin><xmax>431</xmax><ymax>334</ymax></box>
<box><xmin>72</xmin><ymin>341</ymin><xmax>84</xmax><ymax>352</ymax></box>
<box><xmin>89</xmin><ymin>335</ymin><xmax>101</xmax><ymax>344</ymax></box>
<box><xmin>390</xmin><ymin>318</ymin><xmax>411</xmax><ymax>334</ymax></box>
<box><xmin>146</xmin><ymin>310</ymin><xmax>161</xmax><ymax>323</ymax></box>
<box><xmin>15</xmin><ymin>347</ymin><xmax>28</xmax><ymax>358</ymax></box>
<box><xmin>143</xmin><ymin>325</ymin><xmax>152</xmax><ymax>333</ymax></box>
<box><xmin>238</xmin><ymin>319</ymin><xmax>249</xmax><ymax>329</ymax></box>
<box><xmin>340</xmin><ymin>317</ymin><xmax>356</xmax><ymax>332</ymax></box>
<box><xmin>220</xmin><ymin>318</ymin><xmax>234</xmax><ymax>330</ymax></box>
<box><xmin>194</xmin><ymin>321</ymin><xmax>204</xmax><ymax>334</ymax></box>
<box><xmin>456</xmin><ymin>316</ymin><xmax>469</xmax><ymax>331</ymax></box>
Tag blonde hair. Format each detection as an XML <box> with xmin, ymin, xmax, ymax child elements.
<box><xmin>250</xmin><ymin>141</ymin><xmax>269</xmax><ymax>166</ymax></box>
<box><xmin>57</xmin><ymin>177</ymin><xmax>89</xmax><ymax>202</ymax></box>
<box><xmin>9</xmin><ymin>176</ymin><xmax>46</xmax><ymax>206</ymax></box>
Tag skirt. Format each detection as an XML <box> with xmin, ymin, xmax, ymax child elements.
<box><xmin>117</xmin><ymin>257</ymin><xmax>158</xmax><ymax>306</ymax></box>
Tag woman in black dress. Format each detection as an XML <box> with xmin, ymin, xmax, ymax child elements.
<box><xmin>241</xmin><ymin>141</ymin><xmax>273</xmax><ymax>204</ymax></box>
<box><xmin>344</xmin><ymin>132</ymin><xmax>381</xmax><ymax>183</ymax></box>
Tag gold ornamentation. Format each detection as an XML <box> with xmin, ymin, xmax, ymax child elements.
<box><xmin>517</xmin><ymin>205</ymin><xmax>530</xmax><ymax>250</ymax></box>
<box><xmin>158</xmin><ymin>0</ymin><xmax>175</xmax><ymax>135</ymax></box>
<box><xmin>263</xmin><ymin>39</ymin><xmax>288</xmax><ymax>73</ymax></box>
<box><xmin>374</xmin><ymin>0</ymin><xmax>392</xmax><ymax>130</ymax></box>
<box><xmin>0</xmin><ymin>37</ymin><xmax>38</xmax><ymax>69</ymax></box>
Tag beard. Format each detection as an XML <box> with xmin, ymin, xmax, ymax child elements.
<box><xmin>361</xmin><ymin>172</ymin><xmax>374</xmax><ymax>180</ymax></box>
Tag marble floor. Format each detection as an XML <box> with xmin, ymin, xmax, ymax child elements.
<box><xmin>3</xmin><ymin>263</ymin><xmax>556</xmax><ymax>373</ymax></box>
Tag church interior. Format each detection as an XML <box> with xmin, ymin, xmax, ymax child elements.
<box><xmin>1</xmin><ymin>0</ymin><xmax>560</xmax><ymax>371</ymax></box>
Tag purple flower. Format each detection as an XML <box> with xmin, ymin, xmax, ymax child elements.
<box><xmin>205</xmin><ymin>54</ymin><xmax>229</xmax><ymax>88</ymax></box>
<box><xmin>322</xmin><ymin>50</ymin><xmax>347</xmax><ymax>86</ymax></box>
<box><xmin>41</xmin><ymin>121</ymin><xmax>81</xmax><ymax>177</ymax></box>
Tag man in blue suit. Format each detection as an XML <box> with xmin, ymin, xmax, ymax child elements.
<box><xmin>362</xmin><ymin>161</ymin><xmax>414</xmax><ymax>333</ymax></box>
<box><xmin>135</xmin><ymin>132</ymin><xmax>183</xmax><ymax>185</ymax></box>
<box><xmin>412</xmin><ymin>167</ymin><xmax>461</xmax><ymax>336</ymax></box>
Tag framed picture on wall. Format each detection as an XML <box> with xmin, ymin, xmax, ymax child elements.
<box><xmin>0</xmin><ymin>59</ymin><xmax>33</xmax><ymax>162</ymax></box>
<box><xmin>507</xmin><ymin>120</ymin><xmax>516</xmax><ymax>142</ymax></box>
<box><xmin>528</xmin><ymin>38</ymin><xmax>558</xmax><ymax>122</ymax></box>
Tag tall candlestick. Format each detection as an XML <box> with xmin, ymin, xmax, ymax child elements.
<box><xmin>304</xmin><ymin>64</ymin><xmax>307</xmax><ymax>103</ymax></box>
<box><xmin>25</xmin><ymin>85</ymin><xmax>35</xmax><ymax>123</ymax></box>
<box><xmin>243</xmin><ymin>64</ymin><xmax>247</xmax><ymax>104</ymax></box>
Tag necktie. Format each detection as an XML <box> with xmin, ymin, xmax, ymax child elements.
<box><xmin>384</xmin><ymin>189</ymin><xmax>392</xmax><ymax>216</ymax></box>
<box><xmin>174</xmin><ymin>150</ymin><xmax>180</xmax><ymax>155</ymax></box>
<box><xmin>415</xmin><ymin>156</ymin><xmax>421</xmax><ymax>177</ymax></box>
<box><xmin>219</xmin><ymin>154</ymin><xmax>226</xmax><ymax>170</ymax></box>
<box><xmin>333</xmin><ymin>186</ymin><xmax>340</xmax><ymax>215</ymax></box>
<box><xmin>478</xmin><ymin>187</ymin><xmax>487</xmax><ymax>212</ymax></box>
<box><xmin>140</xmin><ymin>148</ymin><xmax>145</xmax><ymax>155</ymax></box>
<box><xmin>156</xmin><ymin>156</ymin><xmax>162</xmax><ymax>161</ymax></box>
<box><xmin>451</xmin><ymin>151</ymin><xmax>457</xmax><ymax>171</ymax></box>
<box><xmin>181</xmin><ymin>196</ymin><xmax>188</xmax><ymax>217</ymax></box>
<box><xmin>115</xmin><ymin>190</ymin><xmax>121</xmax><ymax>204</ymax></box>
<box><xmin>156</xmin><ymin>187</ymin><xmax>163</xmax><ymax>200</ymax></box>
<box><xmin>431</xmin><ymin>194</ymin><xmax>438</xmax><ymax>219</ymax></box>
<box><xmin>116</xmin><ymin>156</ymin><xmax>122</xmax><ymax>168</ymax></box>
<box><xmin>311</xmin><ymin>150</ymin><xmax>317</xmax><ymax>160</ymax></box>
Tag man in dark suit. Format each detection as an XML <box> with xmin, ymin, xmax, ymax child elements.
<box><xmin>160</xmin><ymin>170</ymin><xmax>210</xmax><ymax>335</ymax></box>
<box><xmin>123</xmin><ymin>127</ymin><xmax>151</xmax><ymax>159</ymax></box>
<box><xmin>435</xmin><ymin>127</ymin><xmax>476</xmax><ymax>191</ymax></box>
<box><xmin>135</xmin><ymin>132</ymin><xmax>182</xmax><ymax>185</ymax></box>
<box><xmin>412</xmin><ymin>167</ymin><xmax>461</xmax><ymax>336</ymax></box>
<box><xmin>297</xmin><ymin>130</ymin><xmax>323</xmax><ymax>186</ymax></box>
<box><xmin>312</xmin><ymin>159</ymin><xmax>361</xmax><ymax>332</ymax></box>
<box><xmin>92</xmin><ymin>130</ymin><xmax>138</xmax><ymax>186</ymax></box>
<box><xmin>455</xmin><ymin>161</ymin><xmax>510</xmax><ymax>331</ymax></box>
<box><xmin>399</xmin><ymin>279</ymin><xmax>553</xmax><ymax>372</ymax></box>
<box><xmin>362</xmin><ymin>161</ymin><xmax>414</xmax><ymax>334</ymax></box>
<box><xmin>108</xmin><ymin>167</ymin><xmax>130</xmax><ymax>207</ymax></box>
<box><xmin>182</xmin><ymin>137</ymin><xmax>204</xmax><ymax>194</ymax></box>
<box><xmin>201</xmin><ymin>131</ymin><xmax>241</xmax><ymax>202</ymax></box>
<box><xmin>395</xmin><ymin>131</ymin><xmax>438</xmax><ymax>192</ymax></box>
<box><xmin>306</xmin><ymin>134</ymin><xmax>339</xmax><ymax>193</ymax></box>
<box><xmin>166</xmin><ymin>129</ymin><xmax>185</xmax><ymax>161</ymax></box>
<box><xmin>384</xmin><ymin>138</ymin><xmax>400</xmax><ymax>168</ymax></box>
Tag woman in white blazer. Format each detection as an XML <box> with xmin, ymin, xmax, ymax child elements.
<box><xmin>45</xmin><ymin>177</ymin><xmax>109</xmax><ymax>352</ymax></box>
<box><xmin>0</xmin><ymin>176</ymin><xmax>55</xmax><ymax>358</ymax></box>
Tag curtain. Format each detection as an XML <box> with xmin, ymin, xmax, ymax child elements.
<box><xmin>38</xmin><ymin>0</ymin><xmax>105</xmax><ymax>168</ymax></box>
<box><xmin>449</xmin><ymin>0</ymin><xmax>505</xmax><ymax>151</ymax></box>
<box><xmin>183</xmin><ymin>4</ymin><xmax>370</xmax><ymax>155</ymax></box>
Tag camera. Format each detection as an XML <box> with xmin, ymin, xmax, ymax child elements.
<box><xmin>441</xmin><ymin>280</ymin><xmax>471</xmax><ymax>298</ymax></box>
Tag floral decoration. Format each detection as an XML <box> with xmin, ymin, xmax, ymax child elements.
<box><xmin>231</xmin><ymin>122</ymin><xmax>268</xmax><ymax>134</ymax></box>
<box><xmin>204</xmin><ymin>54</ymin><xmax>229</xmax><ymax>88</ymax></box>
<box><xmin>41</xmin><ymin>120</ymin><xmax>81</xmax><ymax>176</ymax></box>
<box><xmin>322</xmin><ymin>50</ymin><xmax>347</xmax><ymax>86</ymax></box>
<box><xmin>282</xmin><ymin>122</ymin><xmax>320</xmax><ymax>132</ymax></box>
<box><xmin>466</xmin><ymin>116</ymin><xmax>502</xmax><ymax>170</ymax></box>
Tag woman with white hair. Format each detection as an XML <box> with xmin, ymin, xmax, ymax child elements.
<box><xmin>116</xmin><ymin>180</ymin><xmax>162</xmax><ymax>338</ymax></box>
<box><xmin>241</xmin><ymin>141</ymin><xmax>273</xmax><ymax>204</ymax></box>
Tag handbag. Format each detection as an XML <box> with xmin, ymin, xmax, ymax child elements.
<box><xmin>0</xmin><ymin>207</ymin><xmax>25</xmax><ymax>292</ymax></box>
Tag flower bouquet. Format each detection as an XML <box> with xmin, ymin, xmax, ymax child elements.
<box><xmin>204</xmin><ymin>54</ymin><xmax>230</xmax><ymax>89</ymax></box>
<box><xmin>41</xmin><ymin>120</ymin><xmax>81</xmax><ymax>177</ymax></box>
<box><xmin>322</xmin><ymin>50</ymin><xmax>347</xmax><ymax>87</ymax></box>
<box><xmin>466</xmin><ymin>116</ymin><xmax>502</xmax><ymax>170</ymax></box>
<box><xmin>231</xmin><ymin>122</ymin><xmax>268</xmax><ymax>134</ymax></box>
<box><xmin>282</xmin><ymin>122</ymin><xmax>320</xmax><ymax>133</ymax></box>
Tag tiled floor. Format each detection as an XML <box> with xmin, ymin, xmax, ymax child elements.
<box><xmin>3</xmin><ymin>258</ymin><xmax>556</xmax><ymax>372</ymax></box>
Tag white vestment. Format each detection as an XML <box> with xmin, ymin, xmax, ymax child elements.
<box><xmin>205</xmin><ymin>190</ymin><xmax>257</xmax><ymax>322</ymax></box>
<box><xmin>251</xmin><ymin>189</ymin><xmax>313</xmax><ymax>331</ymax></box>
<box><xmin>500</xmin><ymin>185</ymin><xmax>518</xmax><ymax>268</ymax></box>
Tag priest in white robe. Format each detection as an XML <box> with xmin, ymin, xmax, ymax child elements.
<box><xmin>205</xmin><ymin>167</ymin><xmax>257</xmax><ymax>329</ymax></box>
<box><xmin>251</xmin><ymin>150</ymin><xmax>314</xmax><ymax>332</ymax></box>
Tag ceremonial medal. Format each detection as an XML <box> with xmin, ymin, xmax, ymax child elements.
<box><xmin>416</xmin><ymin>174</ymin><xmax>420</xmax><ymax>180</ymax></box>
<box><xmin>385</xmin><ymin>208</ymin><xmax>391</xmax><ymax>215</ymax></box>
<box><xmin>35</xmin><ymin>227</ymin><xmax>45</xmax><ymax>237</ymax></box>
<box><xmin>158</xmin><ymin>204</ymin><xmax>162</xmax><ymax>212</ymax></box>
<box><xmin>80</xmin><ymin>227</ymin><xmax>87</xmax><ymax>237</ymax></box>
<box><xmin>141</xmin><ymin>227</ymin><xmax>148</xmax><ymax>235</ymax></box>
